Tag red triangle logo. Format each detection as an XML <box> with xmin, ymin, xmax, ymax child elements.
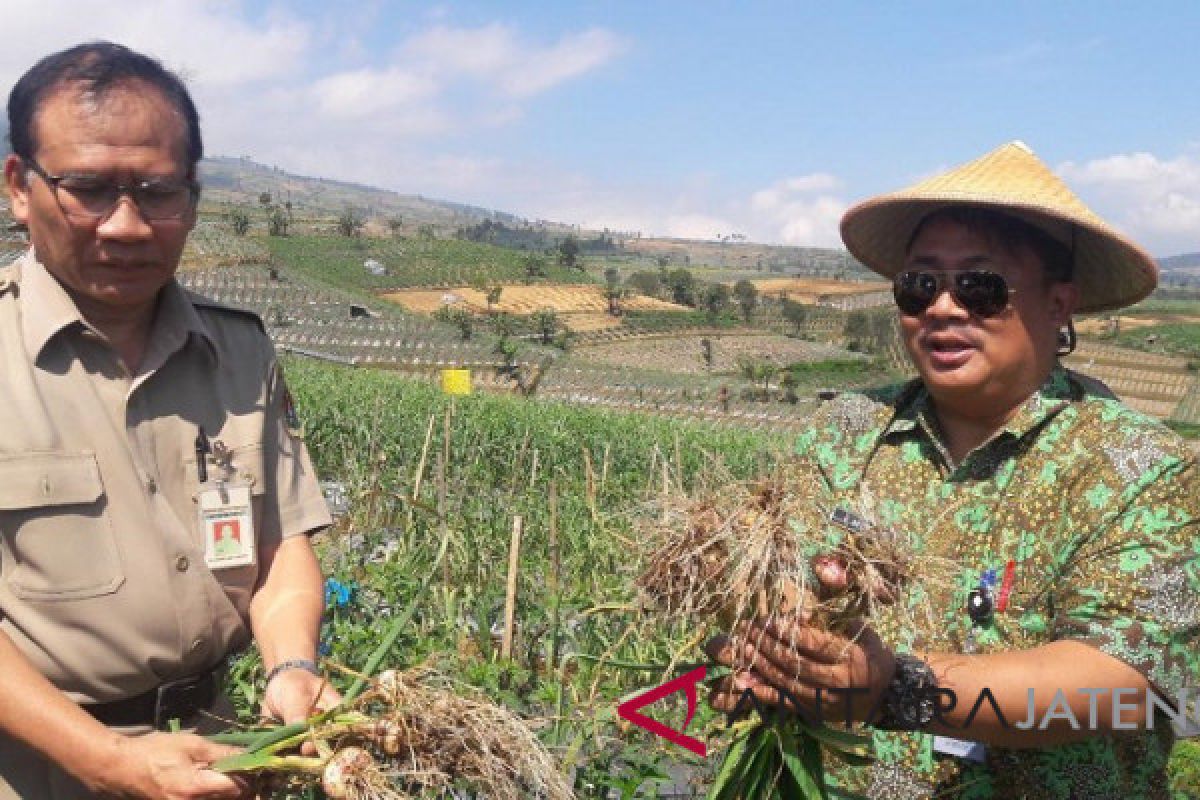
<box><xmin>616</xmin><ymin>666</ymin><xmax>707</xmax><ymax>756</ymax></box>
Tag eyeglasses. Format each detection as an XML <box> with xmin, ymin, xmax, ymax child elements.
<box><xmin>892</xmin><ymin>269</ymin><xmax>1015</xmax><ymax>318</ymax></box>
<box><xmin>22</xmin><ymin>156</ymin><xmax>198</xmax><ymax>222</ymax></box>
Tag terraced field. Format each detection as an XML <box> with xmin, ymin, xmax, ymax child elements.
<box><xmin>1065</xmin><ymin>340</ymin><xmax>1198</xmax><ymax>420</ymax></box>
<box><xmin>750</xmin><ymin>276</ymin><xmax>890</xmax><ymax>299</ymax></box>
<box><xmin>574</xmin><ymin>332</ymin><xmax>863</xmax><ymax>375</ymax></box>
<box><xmin>381</xmin><ymin>284</ymin><xmax>684</xmax><ymax>315</ymax></box>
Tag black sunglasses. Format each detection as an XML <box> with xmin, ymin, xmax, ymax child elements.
<box><xmin>893</xmin><ymin>270</ymin><xmax>1014</xmax><ymax>318</ymax></box>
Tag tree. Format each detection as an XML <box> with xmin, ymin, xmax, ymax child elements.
<box><xmin>843</xmin><ymin>310</ymin><xmax>870</xmax><ymax>351</ymax></box>
<box><xmin>781</xmin><ymin>297</ymin><xmax>808</xmax><ymax>335</ymax></box>
<box><xmin>227</xmin><ymin>208</ymin><xmax>250</xmax><ymax>236</ymax></box>
<box><xmin>522</xmin><ymin>255</ymin><xmax>547</xmax><ymax>283</ymax></box>
<box><xmin>258</xmin><ymin>191</ymin><xmax>272</xmax><ymax>207</ymax></box>
<box><xmin>336</xmin><ymin>207</ymin><xmax>365</xmax><ymax>238</ymax></box>
<box><xmin>603</xmin><ymin>267</ymin><xmax>623</xmax><ymax>315</ymax></box>
<box><xmin>733</xmin><ymin>279</ymin><xmax>758</xmax><ymax>322</ymax></box>
<box><xmin>736</xmin><ymin>357</ymin><xmax>777</xmax><ymax>401</ymax></box>
<box><xmin>485</xmin><ymin>285</ymin><xmax>503</xmax><ymax>314</ymax></box>
<box><xmin>267</xmin><ymin>206</ymin><xmax>289</xmax><ymax>236</ymax></box>
<box><xmin>700</xmin><ymin>338</ymin><xmax>714</xmax><ymax>370</ymax></box>
<box><xmin>665</xmin><ymin>269</ymin><xmax>696</xmax><ymax>306</ymax></box>
<box><xmin>531</xmin><ymin>308</ymin><xmax>559</xmax><ymax>344</ymax></box>
<box><xmin>434</xmin><ymin>305</ymin><xmax>474</xmax><ymax>340</ymax></box>
<box><xmin>627</xmin><ymin>270</ymin><xmax>662</xmax><ymax>298</ymax></box>
<box><xmin>702</xmin><ymin>283</ymin><xmax>729</xmax><ymax>319</ymax></box>
<box><xmin>387</xmin><ymin>216</ymin><xmax>404</xmax><ymax>238</ymax></box>
<box><xmin>557</xmin><ymin>235</ymin><xmax>580</xmax><ymax>269</ymax></box>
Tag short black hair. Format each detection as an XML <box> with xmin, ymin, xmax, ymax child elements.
<box><xmin>906</xmin><ymin>206</ymin><xmax>1074</xmax><ymax>284</ymax></box>
<box><xmin>7</xmin><ymin>41</ymin><xmax>202</xmax><ymax>169</ymax></box>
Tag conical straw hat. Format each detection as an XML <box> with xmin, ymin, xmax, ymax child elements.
<box><xmin>839</xmin><ymin>141</ymin><xmax>1158</xmax><ymax>312</ymax></box>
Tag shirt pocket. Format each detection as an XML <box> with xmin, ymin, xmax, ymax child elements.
<box><xmin>0</xmin><ymin>451</ymin><xmax>124</xmax><ymax>601</ymax></box>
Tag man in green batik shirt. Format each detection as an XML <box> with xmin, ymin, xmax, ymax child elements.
<box><xmin>710</xmin><ymin>142</ymin><xmax>1200</xmax><ymax>798</ymax></box>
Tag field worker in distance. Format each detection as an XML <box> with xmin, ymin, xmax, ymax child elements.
<box><xmin>709</xmin><ymin>141</ymin><xmax>1200</xmax><ymax>797</ymax></box>
<box><xmin>0</xmin><ymin>42</ymin><xmax>336</xmax><ymax>799</ymax></box>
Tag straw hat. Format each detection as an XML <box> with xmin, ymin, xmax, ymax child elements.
<box><xmin>839</xmin><ymin>141</ymin><xmax>1158</xmax><ymax>312</ymax></box>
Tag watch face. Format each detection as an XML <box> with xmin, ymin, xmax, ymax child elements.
<box><xmin>967</xmin><ymin>588</ymin><xmax>994</xmax><ymax>624</ymax></box>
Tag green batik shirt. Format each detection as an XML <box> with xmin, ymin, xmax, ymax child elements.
<box><xmin>790</xmin><ymin>365</ymin><xmax>1200</xmax><ymax>800</ymax></box>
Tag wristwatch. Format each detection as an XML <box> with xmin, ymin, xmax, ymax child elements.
<box><xmin>264</xmin><ymin>658</ymin><xmax>321</xmax><ymax>687</ymax></box>
<box><xmin>874</xmin><ymin>653</ymin><xmax>939</xmax><ymax>731</ymax></box>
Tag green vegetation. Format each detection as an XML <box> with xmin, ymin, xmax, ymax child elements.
<box><xmin>620</xmin><ymin>309</ymin><xmax>743</xmax><ymax>332</ymax></box>
<box><xmin>264</xmin><ymin>234</ymin><xmax>591</xmax><ymax>292</ymax></box>
<box><xmin>1112</xmin><ymin>322</ymin><xmax>1200</xmax><ymax>358</ymax></box>
<box><xmin>1172</xmin><ymin>739</ymin><xmax>1200</xmax><ymax>799</ymax></box>
<box><xmin>247</xmin><ymin>357</ymin><xmax>780</xmax><ymax>794</ymax></box>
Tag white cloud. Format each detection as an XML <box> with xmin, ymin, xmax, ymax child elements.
<box><xmin>664</xmin><ymin>213</ymin><xmax>737</xmax><ymax>241</ymax></box>
<box><xmin>308</xmin><ymin>67</ymin><xmax>437</xmax><ymax>119</ymax></box>
<box><xmin>746</xmin><ymin>174</ymin><xmax>848</xmax><ymax>247</ymax></box>
<box><xmin>1059</xmin><ymin>151</ymin><xmax>1200</xmax><ymax>253</ymax></box>
<box><xmin>0</xmin><ymin>1</ymin><xmax>309</xmax><ymax>89</ymax></box>
<box><xmin>402</xmin><ymin>23</ymin><xmax>627</xmax><ymax>97</ymax></box>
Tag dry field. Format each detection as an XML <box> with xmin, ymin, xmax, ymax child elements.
<box><xmin>1075</xmin><ymin>314</ymin><xmax>1200</xmax><ymax>335</ymax></box>
<box><xmin>750</xmin><ymin>277</ymin><xmax>890</xmax><ymax>301</ymax></box>
<box><xmin>575</xmin><ymin>333</ymin><xmax>860</xmax><ymax>375</ymax></box>
<box><xmin>381</xmin><ymin>285</ymin><xmax>685</xmax><ymax>333</ymax></box>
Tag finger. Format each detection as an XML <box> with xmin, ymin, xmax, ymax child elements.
<box><xmin>742</xmin><ymin>617</ymin><xmax>853</xmax><ymax>665</ymax></box>
<box><xmin>812</xmin><ymin>554</ymin><xmax>849</xmax><ymax>595</ymax></box>
<box><xmin>704</xmin><ymin>635</ymin><xmax>737</xmax><ymax>666</ymax></box>
<box><xmin>192</xmin><ymin>768</ymin><xmax>245</xmax><ymax>798</ymax></box>
<box><xmin>738</xmin><ymin>635</ymin><xmax>845</xmax><ymax>692</ymax></box>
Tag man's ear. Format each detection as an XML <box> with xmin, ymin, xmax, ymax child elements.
<box><xmin>4</xmin><ymin>154</ymin><xmax>31</xmax><ymax>223</ymax></box>
<box><xmin>1048</xmin><ymin>281</ymin><xmax>1079</xmax><ymax>327</ymax></box>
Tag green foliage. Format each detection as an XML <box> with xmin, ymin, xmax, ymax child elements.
<box><xmin>626</xmin><ymin>270</ymin><xmax>662</xmax><ymax>298</ymax></box>
<box><xmin>267</xmin><ymin>206</ymin><xmax>289</xmax><ymax>237</ymax></box>
<box><xmin>227</xmin><ymin>207</ymin><xmax>251</xmax><ymax>236</ymax></box>
<box><xmin>531</xmin><ymin>308</ymin><xmax>560</xmax><ymax>344</ymax></box>
<box><xmin>557</xmin><ymin>234</ymin><xmax>581</xmax><ymax>268</ymax></box>
<box><xmin>1112</xmin><ymin>322</ymin><xmax>1200</xmax><ymax>357</ymax></box>
<box><xmin>264</xmin><ymin>235</ymin><xmax>589</xmax><ymax>292</ymax></box>
<box><xmin>703</xmin><ymin>283</ymin><xmax>731</xmax><ymax>319</ymax></box>
<box><xmin>1171</xmin><ymin>739</ymin><xmax>1200</xmax><ymax>798</ymax></box>
<box><xmin>665</xmin><ymin>268</ymin><xmax>697</xmax><ymax>306</ymax></box>
<box><xmin>336</xmin><ymin>207</ymin><xmax>366</xmax><ymax>238</ymax></box>
<box><xmin>733</xmin><ymin>279</ymin><xmax>759</xmax><ymax>322</ymax></box>
<box><xmin>432</xmin><ymin>305</ymin><xmax>474</xmax><ymax>340</ymax></box>
<box><xmin>782</xmin><ymin>297</ymin><xmax>808</xmax><ymax>334</ymax></box>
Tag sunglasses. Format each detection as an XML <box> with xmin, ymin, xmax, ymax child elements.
<box><xmin>892</xmin><ymin>270</ymin><xmax>1014</xmax><ymax>318</ymax></box>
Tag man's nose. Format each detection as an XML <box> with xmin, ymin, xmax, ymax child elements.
<box><xmin>923</xmin><ymin>285</ymin><xmax>970</xmax><ymax>319</ymax></box>
<box><xmin>95</xmin><ymin>194</ymin><xmax>154</xmax><ymax>240</ymax></box>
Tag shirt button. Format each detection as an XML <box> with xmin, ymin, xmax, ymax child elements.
<box><xmin>175</xmin><ymin>555</ymin><xmax>190</xmax><ymax>572</ymax></box>
<box><xmin>146</xmin><ymin>477</ymin><xmax>158</xmax><ymax>494</ymax></box>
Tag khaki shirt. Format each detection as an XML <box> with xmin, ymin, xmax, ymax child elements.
<box><xmin>0</xmin><ymin>252</ymin><xmax>331</xmax><ymax>705</ymax></box>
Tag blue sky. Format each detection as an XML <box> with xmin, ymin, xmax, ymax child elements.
<box><xmin>2</xmin><ymin>1</ymin><xmax>1198</xmax><ymax>254</ymax></box>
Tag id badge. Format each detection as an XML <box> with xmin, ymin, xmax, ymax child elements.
<box><xmin>932</xmin><ymin>735</ymin><xmax>987</xmax><ymax>763</ymax></box>
<box><xmin>198</xmin><ymin>482</ymin><xmax>256</xmax><ymax>569</ymax></box>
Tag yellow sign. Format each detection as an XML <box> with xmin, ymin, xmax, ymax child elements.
<box><xmin>441</xmin><ymin>368</ymin><xmax>472</xmax><ymax>395</ymax></box>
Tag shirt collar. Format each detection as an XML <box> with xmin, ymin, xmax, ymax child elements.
<box><xmin>882</xmin><ymin>366</ymin><xmax>1074</xmax><ymax>446</ymax></box>
<box><xmin>17</xmin><ymin>250</ymin><xmax>218</xmax><ymax>367</ymax></box>
<box><xmin>17</xmin><ymin>250</ymin><xmax>88</xmax><ymax>363</ymax></box>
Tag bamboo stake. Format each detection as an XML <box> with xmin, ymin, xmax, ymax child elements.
<box><xmin>600</xmin><ymin>443</ymin><xmax>610</xmax><ymax>493</ymax></box>
<box><xmin>437</xmin><ymin>448</ymin><xmax>449</xmax><ymax>587</ymax></box>
<box><xmin>406</xmin><ymin>413</ymin><xmax>437</xmax><ymax>535</ymax></box>
<box><xmin>660</xmin><ymin>456</ymin><xmax>670</xmax><ymax>524</ymax></box>
<box><xmin>529</xmin><ymin>447</ymin><xmax>540</xmax><ymax>489</ymax></box>
<box><xmin>547</xmin><ymin>480</ymin><xmax>562</xmax><ymax>671</ymax></box>
<box><xmin>501</xmin><ymin>515</ymin><xmax>523</xmax><ymax>660</ymax></box>
<box><xmin>582</xmin><ymin>445</ymin><xmax>596</xmax><ymax>519</ymax></box>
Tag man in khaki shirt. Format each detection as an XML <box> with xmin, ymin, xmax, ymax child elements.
<box><xmin>0</xmin><ymin>42</ymin><xmax>335</xmax><ymax>798</ymax></box>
